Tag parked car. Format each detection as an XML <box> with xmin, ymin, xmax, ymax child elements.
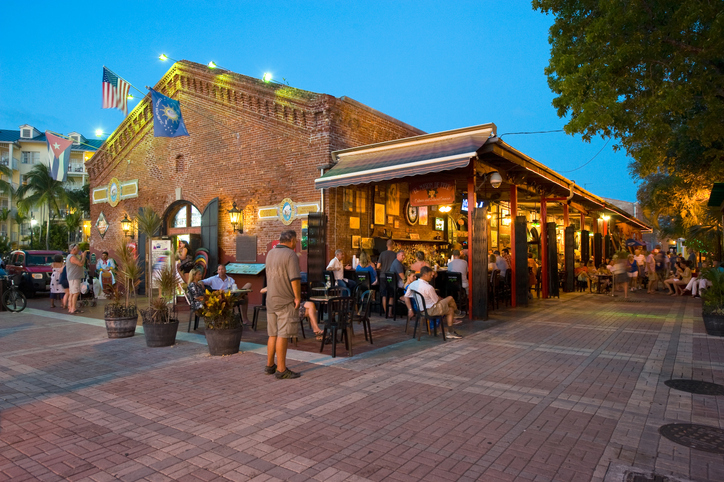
<box><xmin>5</xmin><ymin>250</ymin><xmax>64</xmax><ymax>297</ymax></box>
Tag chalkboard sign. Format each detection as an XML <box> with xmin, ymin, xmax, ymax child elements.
<box><xmin>235</xmin><ymin>235</ymin><xmax>257</xmax><ymax>263</ymax></box>
<box><xmin>225</xmin><ymin>263</ymin><xmax>266</xmax><ymax>276</ymax></box>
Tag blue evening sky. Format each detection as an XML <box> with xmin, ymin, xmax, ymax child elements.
<box><xmin>0</xmin><ymin>0</ymin><xmax>639</xmax><ymax>201</ymax></box>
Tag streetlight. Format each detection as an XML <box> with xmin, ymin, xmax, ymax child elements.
<box><xmin>228</xmin><ymin>202</ymin><xmax>243</xmax><ymax>233</ymax></box>
<box><xmin>120</xmin><ymin>214</ymin><xmax>134</xmax><ymax>239</ymax></box>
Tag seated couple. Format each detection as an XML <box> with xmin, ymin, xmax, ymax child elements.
<box><xmin>403</xmin><ymin>266</ymin><xmax>464</xmax><ymax>339</ymax></box>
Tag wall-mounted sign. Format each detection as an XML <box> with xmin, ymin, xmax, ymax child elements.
<box><xmin>95</xmin><ymin>212</ymin><xmax>109</xmax><ymax>238</ymax></box>
<box><xmin>257</xmin><ymin>199</ymin><xmax>320</xmax><ymax>225</ymax></box>
<box><xmin>92</xmin><ymin>179</ymin><xmax>139</xmax><ymax>206</ymax></box>
<box><xmin>409</xmin><ymin>181</ymin><xmax>455</xmax><ymax>207</ymax></box>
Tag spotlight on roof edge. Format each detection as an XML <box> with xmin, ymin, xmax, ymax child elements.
<box><xmin>95</xmin><ymin>129</ymin><xmax>104</xmax><ymax>137</ymax></box>
<box><xmin>208</xmin><ymin>61</ymin><xmax>217</xmax><ymax>69</ymax></box>
<box><xmin>262</xmin><ymin>72</ymin><xmax>273</xmax><ymax>83</ymax></box>
<box><xmin>159</xmin><ymin>54</ymin><xmax>168</xmax><ymax>61</ymax></box>
<box><xmin>127</xmin><ymin>94</ymin><xmax>134</xmax><ymax>100</ymax></box>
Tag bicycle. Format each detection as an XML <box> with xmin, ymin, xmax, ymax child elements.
<box><xmin>1</xmin><ymin>276</ymin><xmax>27</xmax><ymax>312</ymax></box>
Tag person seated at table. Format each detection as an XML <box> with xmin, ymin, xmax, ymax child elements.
<box><xmin>447</xmin><ymin>249</ymin><xmax>469</xmax><ymax>294</ymax></box>
<box><xmin>488</xmin><ymin>254</ymin><xmax>497</xmax><ymax>273</ymax></box>
<box><xmin>403</xmin><ymin>270</ymin><xmax>419</xmax><ymax>290</ymax></box>
<box><xmin>683</xmin><ymin>261</ymin><xmax>711</xmax><ymax>297</ymax></box>
<box><xmin>261</xmin><ymin>287</ymin><xmax>324</xmax><ymax>339</ymax></box>
<box><xmin>597</xmin><ymin>264</ymin><xmax>613</xmax><ymax>291</ymax></box>
<box><xmin>355</xmin><ymin>251</ymin><xmax>378</xmax><ymax>286</ymax></box>
<box><xmin>96</xmin><ymin>251</ymin><xmax>116</xmax><ymax>288</ymax></box>
<box><xmin>390</xmin><ymin>250</ymin><xmax>407</xmax><ymax>291</ymax></box>
<box><xmin>665</xmin><ymin>260</ymin><xmax>692</xmax><ymax>296</ymax></box>
<box><xmin>203</xmin><ymin>264</ymin><xmax>252</xmax><ymax>324</ymax></box>
<box><xmin>403</xmin><ymin>266</ymin><xmax>463</xmax><ymax>338</ymax></box>
<box><xmin>585</xmin><ymin>261</ymin><xmax>598</xmax><ymax>291</ymax></box>
<box><xmin>575</xmin><ymin>261</ymin><xmax>590</xmax><ymax>290</ymax></box>
<box><xmin>409</xmin><ymin>251</ymin><xmax>430</xmax><ymax>272</ymax></box>
<box><xmin>326</xmin><ymin>249</ymin><xmax>357</xmax><ymax>290</ymax></box>
<box><xmin>187</xmin><ymin>267</ymin><xmax>206</xmax><ymax>312</ymax></box>
<box><xmin>527</xmin><ymin>253</ymin><xmax>538</xmax><ymax>297</ymax></box>
<box><xmin>493</xmin><ymin>250</ymin><xmax>508</xmax><ymax>276</ymax></box>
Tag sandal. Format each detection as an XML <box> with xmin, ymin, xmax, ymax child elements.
<box><xmin>72</xmin><ymin>310</ymin><xmax>84</xmax><ymax>314</ymax></box>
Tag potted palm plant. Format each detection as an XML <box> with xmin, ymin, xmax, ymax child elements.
<box><xmin>104</xmin><ymin>237</ymin><xmax>141</xmax><ymax>338</ymax></box>
<box><xmin>702</xmin><ymin>268</ymin><xmax>724</xmax><ymax>336</ymax></box>
<box><xmin>140</xmin><ymin>258</ymin><xmax>180</xmax><ymax>347</ymax></box>
<box><xmin>199</xmin><ymin>289</ymin><xmax>242</xmax><ymax>356</ymax></box>
<box><xmin>135</xmin><ymin>206</ymin><xmax>162</xmax><ymax>300</ymax></box>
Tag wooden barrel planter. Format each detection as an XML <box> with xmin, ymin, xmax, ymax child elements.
<box><xmin>143</xmin><ymin>320</ymin><xmax>179</xmax><ymax>347</ymax></box>
<box><xmin>105</xmin><ymin>315</ymin><xmax>138</xmax><ymax>338</ymax></box>
<box><xmin>205</xmin><ymin>327</ymin><xmax>242</xmax><ymax>356</ymax></box>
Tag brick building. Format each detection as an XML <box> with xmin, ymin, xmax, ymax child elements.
<box><xmin>87</xmin><ymin>60</ymin><xmax>423</xmax><ymax>300</ymax></box>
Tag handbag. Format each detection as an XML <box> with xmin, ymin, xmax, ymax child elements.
<box><xmin>59</xmin><ymin>266</ymin><xmax>69</xmax><ymax>289</ymax></box>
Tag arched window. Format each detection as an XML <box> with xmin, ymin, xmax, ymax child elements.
<box><xmin>172</xmin><ymin>203</ymin><xmax>201</xmax><ymax>228</ymax></box>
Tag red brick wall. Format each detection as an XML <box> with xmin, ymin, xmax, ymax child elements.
<box><xmin>87</xmin><ymin>61</ymin><xmax>424</xmax><ymax>301</ymax></box>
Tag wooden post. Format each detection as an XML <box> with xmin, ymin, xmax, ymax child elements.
<box><xmin>514</xmin><ymin>216</ymin><xmax>528</xmax><ymax>306</ymax></box>
<box><xmin>509</xmin><ymin>185</ymin><xmax>517</xmax><ymax>307</ymax></box>
<box><xmin>541</xmin><ymin>198</ymin><xmax>548</xmax><ymax>299</ymax></box>
<box><xmin>564</xmin><ymin>226</ymin><xmax>575</xmax><ymax>292</ymax></box>
<box><xmin>563</xmin><ymin>204</ymin><xmax>569</xmax><ymax>227</ymax></box>
<box><xmin>472</xmin><ymin>206</ymin><xmax>488</xmax><ymax>320</ymax></box>
<box><xmin>580</xmin><ymin>212</ymin><xmax>585</xmax><ymax>230</ymax></box>
<box><xmin>467</xmin><ymin>174</ymin><xmax>475</xmax><ymax>316</ymax></box>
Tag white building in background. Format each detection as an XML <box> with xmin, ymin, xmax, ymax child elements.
<box><xmin>0</xmin><ymin>125</ymin><xmax>101</xmax><ymax>246</ymax></box>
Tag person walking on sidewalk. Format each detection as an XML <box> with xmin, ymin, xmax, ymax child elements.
<box><xmin>264</xmin><ymin>230</ymin><xmax>302</xmax><ymax>379</ymax></box>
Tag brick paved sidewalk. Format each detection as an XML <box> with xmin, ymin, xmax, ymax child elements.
<box><xmin>0</xmin><ymin>293</ymin><xmax>722</xmax><ymax>481</ymax></box>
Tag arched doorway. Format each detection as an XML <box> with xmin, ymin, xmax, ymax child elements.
<box><xmin>163</xmin><ymin>200</ymin><xmax>203</xmax><ymax>254</ymax></box>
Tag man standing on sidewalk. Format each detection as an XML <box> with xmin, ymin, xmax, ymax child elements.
<box><xmin>66</xmin><ymin>244</ymin><xmax>87</xmax><ymax>314</ymax></box>
<box><xmin>264</xmin><ymin>230</ymin><xmax>302</xmax><ymax>379</ymax></box>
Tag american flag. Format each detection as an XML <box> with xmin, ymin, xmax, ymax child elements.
<box><xmin>102</xmin><ymin>67</ymin><xmax>130</xmax><ymax>115</ymax></box>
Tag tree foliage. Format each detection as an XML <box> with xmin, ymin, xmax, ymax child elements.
<box><xmin>15</xmin><ymin>163</ymin><xmax>74</xmax><ymax>250</ymax></box>
<box><xmin>532</xmin><ymin>0</ymin><xmax>724</xmax><ymax>178</ymax></box>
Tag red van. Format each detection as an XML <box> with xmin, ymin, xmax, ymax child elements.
<box><xmin>6</xmin><ymin>250</ymin><xmax>64</xmax><ymax>297</ymax></box>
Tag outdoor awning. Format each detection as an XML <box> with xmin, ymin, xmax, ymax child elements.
<box><xmin>315</xmin><ymin>124</ymin><xmax>495</xmax><ymax>189</ymax></box>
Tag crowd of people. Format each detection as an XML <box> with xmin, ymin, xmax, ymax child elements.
<box><xmin>572</xmin><ymin>245</ymin><xmax>719</xmax><ymax>299</ymax></box>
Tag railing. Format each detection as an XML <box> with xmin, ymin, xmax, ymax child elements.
<box><xmin>67</xmin><ymin>164</ymin><xmax>85</xmax><ymax>173</ymax></box>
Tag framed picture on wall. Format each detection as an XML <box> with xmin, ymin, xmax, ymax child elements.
<box><xmin>387</xmin><ymin>215</ymin><xmax>394</xmax><ymax>225</ymax></box>
<box><xmin>351</xmin><ymin>235</ymin><xmax>361</xmax><ymax>249</ymax></box>
<box><xmin>374</xmin><ymin>203</ymin><xmax>385</xmax><ymax>225</ymax></box>
<box><xmin>419</xmin><ymin>206</ymin><xmax>428</xmax><ymax>225</ymax></box>
<box><xmin>343</xmin><ymin>189</ymin><xmax>354</xmax><ymax>212</ymax></box>
<box><xmin>394</xmin><ymin>219</ymin><xmax>400</xmax><ymax>229</ymax></box>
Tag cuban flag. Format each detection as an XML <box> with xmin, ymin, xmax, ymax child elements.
<box><xmin>150</xmin><ymin>88</ymin><xmax>190</xmax><ymax>137</ymax></box>
<box><xmin>45</xmin><ymin>131</ymin><xmax>72</xmax><ymax>182</ymax></box>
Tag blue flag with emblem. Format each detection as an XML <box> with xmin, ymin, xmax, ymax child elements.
<box><xmin>150</xmin><ymin>88</ymin><xmax>189</xmax><ymax>137</ymax></box>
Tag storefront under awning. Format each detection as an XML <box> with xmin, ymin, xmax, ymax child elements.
<box><xmin>315</xmin><ymin>124</ymin><xmax>495</xmax><ymax>189</ymax></box>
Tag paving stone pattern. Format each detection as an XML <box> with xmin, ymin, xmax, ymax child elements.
<box><xmin>0</xmin><ymin>292</ymin><xmax>722</xmax><ymax>481</ymax></box>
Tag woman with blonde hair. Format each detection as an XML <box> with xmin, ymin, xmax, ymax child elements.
<box><xmin>355</xmin><ymin>251</ymin><xmax>378</xmax><ymax>285</ymax></box>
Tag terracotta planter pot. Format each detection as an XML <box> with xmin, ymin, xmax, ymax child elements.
<box><xmin>702</xmin><ymin>313</ymin><xmax>724</xmax><ymax>336</ymax></box>
<box><xmin>143</xmin><ymin>320</ymin><xmax>179</xmax><ymax>347</ymax></box>
<box><xmin>205</xmin><ymin>327</ymin><xmax>242</xmax><ymax>356</ymax></box>
<box><xmin>105</xmin><ymin>315</ymin><xmax>138</xmax><ymax>338</ymax></box>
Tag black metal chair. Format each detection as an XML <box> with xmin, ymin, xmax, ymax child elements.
<box><xmin>251</xmin><ymin>291</ymin><xmax>267</xmax><ymax>331</ymax></box>
<box><xmin>320</xmin><ymin>296</ymin><xmax>354</xmax><ymax>357</ymax></box>
<box><xmin>497</xmin><ymin>270</ymin><xmax>512</xmax><ymax>307</ymax></box>
<box><xmin>352</xmin><ymin>290</ymin><xmax>373</xmax><ymax>344</ymax></box>
<box><xmin>409</xmin><ymin>290</ymin><xmax>446</xmax><ymax>341</ymax></box>
<box><xmin>384</xmin><ymin>272</ymin><xmax>404</xmax><ymax>320</ymax></box>
<box><xmin>184</xmin><ymin>290</ymin><xmax>200</xmax><ymax>332</ymax></box>
<box><xmin>488</xmin><ymin>269</ymin><xmax>500</xmax><ymax>311</ymax></box>
<box><xmin>445</xmin><ymin>272</ymin><xmax>466</xmax><ymax>315</ymax></box>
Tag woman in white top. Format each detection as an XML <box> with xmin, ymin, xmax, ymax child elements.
<box><xmin>49</xmin><ymin>254</ymin><xmax>65</xmax><ymax>309</ymax></box>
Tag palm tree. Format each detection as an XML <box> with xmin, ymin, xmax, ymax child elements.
<box><xmin>13</xmin><ymin>210</ymin><xmax>27</xmax><ymax>246</ymax></box>
<box><xmin>64</xmin><ymin>210</ymin><xmax>83</xmax><ymax>244</ymax></box>
<box><xmin>15</xmin><ymin>163</ymin><xmax>73</xmax><ymax>250</ymax></box>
